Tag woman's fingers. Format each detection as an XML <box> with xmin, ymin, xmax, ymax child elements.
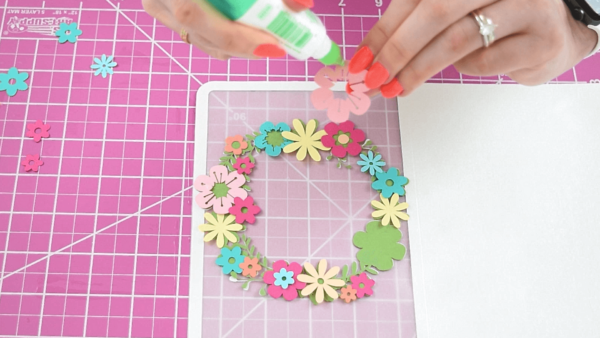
<box><xmin>365</xmin><ymin>0</ymin><xmax>497</xmax><ymax>89</ymax></box>
<box><xmin>388</xmin><ymin>0</ymin><xmax>526</xmax><ymax>97</ymax></box>
<box><xmin>348</xmin><ymin>0</ymin><xmax>420</xmax><ymax>74</ymax></box>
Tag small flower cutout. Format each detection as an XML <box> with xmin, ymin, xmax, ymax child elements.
<box><xmin>254</xmin><ymin>121</ymin><xmax>292</xmax><ymax>157</ymax></box>
<box><xmin>21</xmin><ymin>154</ymin><xmax>44</xmax><ymax>172</ymax></box>
<box><xmin>215</xmin><ymin>246</ymin><xmax>245</xmax><ymax>275</ymax></box>
<box><xmin>239</xmin><ymin>257</ymin><xmax>262</xmax><ymax>278</ymax></box>
<box><xmin>357</xmin><ymin>150</ymin><xmax>386</xmax><ymax>176</ymax></box>
<box><xmin>229</xmin><ymin>196</ymin><xmax>261</xmax><ymax>224</ymax></box>
<box><xmin>55</xmin><ymin>22</ymin><xmax>82</xmax><ymax>43</ymax></box>
<box><xmin>371</xmin><ymin>167</ymin><xmax>408</xmax><ymax>198</ymax></box>
<box><xmin>263</xmin><ymin>260</ymin><xmax>306</xmax><ymax>301</ymax></box>
<box><xmin>282</xmin><ymin>119</ymin><xmax>330</xmax><ymax>161</ymax></box>
<box><xmin>371</xmin><ymin>193</ymin><xmax>409</xmax><ymax>228</ymax></box>
<box><xmin>91</xmin><ymin>54</ymin><xmax>117</xmax><ymax>78</ymax></box>
<box><xmin>321</xmin><ymin>121</ymin><xmax>366</xmax><ymax>158</ymax></box>
<box><xmin>25</xmin><ymin>120</ymin><xmax>51</xmax><ymax>142</ymax></box>
<box><xmin>233</xmin><ymin>157</ymin><xmax>254</xmax><ymax>175</ymax></box>
<box><xmin>339</xmin><ymin>285</ymin><xmax>357</xmax><ymax>303</ymax></box>
<box><xmin>350</xmin><ymin>272</ymin><xmax>375</xmax><ymax>298</ymax></box>
<box><xmin>225</xmin><ymin>135</ymin><xmax>248</xmax><ymax>155</ymax></box>
<box><xmin>0</xmin><ymin>67</ymin><xmax>29</xmax><ymax>97</ymax></box>
<box><xmin>199</xmin><ymin>213</ymin><xmax>243</xmax><ymax>248</ymax></box>
<box><xmin>194</xmin><ymin>165</ymin><xmax>247</xmax><ymax>214</ymax></box>
<box><xmin>297</xmin><ymin>259</ymin><xmax>345</xmax><ymax>304</ymax></box>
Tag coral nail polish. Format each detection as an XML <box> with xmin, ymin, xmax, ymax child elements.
<box><xmin>290</xmin><ymin>0</ymin><xmax>314</xmax><ymax>8</ymax></box>
<box><xmin>364</xmin><ymin>62</ymin><xmax>389</xmax><ymax>89</ymax></box>
<box><xmin>253</xmin><ymin>44</ymin><xmax>287</xmax><ymax>58</ymax></box>
<box><xmin>380</xmin><ymin>78</ymin><xmax>404</xmax><ymax>98</ymax></box>
<box><xmin>348</xmin><ymin>46</ymin><xmax>374</xmax><ymax>74</ymax></box>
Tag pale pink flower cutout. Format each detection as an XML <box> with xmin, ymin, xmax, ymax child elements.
<box><xmin>194</xmin><ymin>165</ymin><xmax>248</xmax><ymax>214</ymax></box>
<box><xmin>311</xmin><ymin>65</ymin><xmax>371</xmax><ymax>123</ymax></box>
<box><xmin>21</xmin><ymin>154</ymin><xmax>44</xmax><ymax>172</ymax></box>
<box><xmin>25</xmin><ymin>120</ymin><xmax>51</xmax><ymax>142</ymax></box>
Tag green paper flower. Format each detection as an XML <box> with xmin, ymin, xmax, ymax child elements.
<box><xmin>352</xmin><ymin>221</ymin><xmax>406</xmax><ymax>271</ymax></box>
<box><xmin>0</xmin><ymin>67</ymin><xmax>29</xmax><ymax>97</ymax></box>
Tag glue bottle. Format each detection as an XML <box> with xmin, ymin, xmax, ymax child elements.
<box><xmin>205</xmin><ymin>0</ymin><xmax>344</xmax><ymax>66</ymax></box>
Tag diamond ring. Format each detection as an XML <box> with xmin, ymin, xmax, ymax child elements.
<box><xmin>471</xmin><ymin>11</ymin><xmax>497</xmax><ymax>48</ymax></box>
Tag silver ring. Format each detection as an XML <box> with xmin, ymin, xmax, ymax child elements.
<box><xmin>471</xmin><ymin>10</ymin><xmax>497</xmax><ymax>48</ymax></box>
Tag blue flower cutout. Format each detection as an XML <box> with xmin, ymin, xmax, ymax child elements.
<box><xmin>215</xmin><ymin>246</ymin><xmax>245</xmax><ymax>274</ymax></box>
<box><xmin>254</xmin><ymin>121</ymin><xmax>292</xmax><ymax>156</ymax></box>
<box><xmin>0</xmin><ymin>67</ymin><xmax>29</xmax><ymax>97</ymax></box>
<box><xmin>91</xmin><ymin>54</ymin><xmax>117</xmax><ymax>78</ymax></box>
<box><xmin>357</xmin><ymin>151</ymin><xmax>386</xmax><ymax>176</ymax></box>
<box><xmin>55</xmin><ymin>22</ymin><xmax>82</xmax><ymax>43</ymax></box>
<box><xmin>371</xmin><ymin>167</ymin><xmax>408</xmax><ymax>198</ymax></box>
<box><xmin>273</xmin><ymin>267</ymin><xmax>294</xmax><ymax>289</ymax></box>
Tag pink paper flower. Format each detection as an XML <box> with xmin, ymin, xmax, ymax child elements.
<box><xmin>25</xmin><ymin>120</ymin><xmax>50</xmax><ymax>142</ymax></box>
<box><xmin>233</xmin><ymin>157</ymin><xmax>254</xmax><ymax>175</ymax></box>
<box><xmin>21</xmin><ymin>154</ymin><xmax>44</xmax><ymax>172</ymax></box>
<box><xmin>311</xmin><ymin>65</ymin><xmax>371</xmax><ymax>123</ymax></box>
<box><xmin>229</xmin><ymin>196</ymin><xmax>261</xmax><ymax>224</ymax></box>
<box><xmin>350</xmin><ymin>272</ymin><xmax>375</xmax><ymax>298</ymax></box>
<box><xmin>194</xmin><ymin>165</ymin><xmax>248</xmax><ymax>214</ymax></box>
<box><xmin>263</xmin><ymin>260</ymin><xmax>306</xmax><ymax>301</ymax></box>
<box><xmin>321</xmin><ymin>121</ymin><xmax>366</xmax><ymax>158</ymax></box>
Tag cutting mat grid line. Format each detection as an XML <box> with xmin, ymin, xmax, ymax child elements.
<box><xmin>0</xmin><ymin>0</ymin><xmax>598</xmax><ymax>337</ymax></box>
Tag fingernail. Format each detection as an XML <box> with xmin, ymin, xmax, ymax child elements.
<box><xmin>290</xmin><ymin>0</ymin><xmax>314</xmax><ymax>8</ymax></box>
<box><xmin>380</xmin><ymin>78</ymin><xmax>404</xmax><ymax>98</ymax></box>
<box><xmin>345</xmin><ymin>82</ymin><xmax>353</xmax><ymax>94</ymax></box>
<box><xmin>253</xmin><ymin>44</ymin><xmax>286</xmax><ymax>58</ymax></box>
<box><xmin>348</xmin><ymin>46</ymin><xmax>374</xmax><ymax>74</ymax></box>
<box><xmin>365</xmin><ymin>62</ymin><xmax>389</xmax><ymax>89</ymax></box>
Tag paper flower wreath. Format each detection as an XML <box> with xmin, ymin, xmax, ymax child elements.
<box><xmin>194</xmin><ymin>118</ymin><xmax>411</xmax><ymax>305</ymax></box>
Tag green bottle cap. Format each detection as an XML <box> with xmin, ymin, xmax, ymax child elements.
<box><xmin>205</xmin><ymin>0</ymin><xmax>257</xmax><ymax>21</ymax></box>
<box><xmin>319</xmin><ymin>41</ymin><xmax>344</xmax><ymax>66</ymax></box>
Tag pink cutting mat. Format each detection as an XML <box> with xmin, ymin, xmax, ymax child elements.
<box><xmin>198</xmin><ymin>88</ymin><xmax>413</xmax><ymax>338</ymax></box>
<box><xmin>0</xmin><ymin>0</ymin><xmax>599</xmax><ymax>337</ymax></box>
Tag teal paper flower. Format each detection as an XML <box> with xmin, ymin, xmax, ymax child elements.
<box><xmin>91</xmin><ymin>54</ymin><xmax>117</xmax><ymax>78</ymax></box>
<box><xmin>215</xmin><ymin>246</ymin><xmax>245</xmax><ymax>274</ymax></box>
<box><xmin>55</xmin><ymin>22</ymin><xmax>82</xmax><ymax>43</ymax></box>
<box><xmin>371</xmin><ymin>167</ymin><xmax>408</xmax><ymax>198</ymax></box>
<box><xmin>0</xmin><ymin>67</ymin><xmax>29</xmax><ymax>97</ymax></box>
<box><xmin>254</xmin><ymin>121</ymin><xmax>292</xmax><ymax>156</ymax></box>
<box><xmin>357</xmin><ymin>151</ymin><xmax>386</xmax><ymax>176</ymax></box>
<box><xmin>273</xmin><ymin>267</ymin><xmax>294</xmax><ymax>289</ymax></box>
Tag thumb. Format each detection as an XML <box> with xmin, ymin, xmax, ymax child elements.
<box><xmin>282</xmin><ymin>0</ymin><xmax>314</xmax><ymax>12</ymax></box>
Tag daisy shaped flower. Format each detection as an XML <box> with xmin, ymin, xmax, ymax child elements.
<box><xmin>357</xmin><ymin>150</ymin><xmax>386</xmax><ymax>176</ymax></box>
<box><xmin>282</xmin><ymin>119</ymin><xmax>330</xmax><ymax>161</ymax></box>
<box><xmin>225</xmin><ymin>135</ymin><xmax>248</xmax><ymax>155</ymax></box>
<box><xmin>194</xmin><ymin>165</ymin><xmax>248</xmax><ymax>214</ymax></box>
<box><xmin>55</xmin><ymin>22</ymin><xmax>82</xmax><ymax>43</ymax></box>
<box><xmin>371</xmin><ymin>167</ymin><xmax>408</xmax><ymax>198</ymax></box>
<box><xmin>311</xmin><ymin>65</ymin><xmax>371</xmax><ymax>123</ymax></box>
<box><xmin>254</xmin><ymin>121</ymin><xmax>292</xmax><ymax>157</ymax></box>
<box><xmin>25</xmin><ymin>120</ymin><xmax>51</xmax><ymax>142</ymax></box>
<box><xmin>350</xmin><ymin>272</ymin><xmax>375</xmax><ymax>298</ymax></box>
<box><xmin>263</xmin><ymin>260</ymin><xmax>306</xmax><ymax>301</ymax></box>
<box><xmin>297</xmin><ymin>259</ymin><xmax>345</xmax><ymax>304</ymax></box>
<box><xmin>91</xmin><ymin>54</ymin><xmax>117</xmax><ymax>78</ymax></box>
<box><xmin>215</xmin><ymin>246</ymin><xmax>245</xmax><ymax>275</ymax></box>
<box><xmin>321</xmin><ymin>121</ymin><xmax>366</xmax><ymax>158</ymax></box>
<box><xmin>199</xmin><ymin>213</ymin><xmax>243</xmax><ymax>248</ymax></box>
<box><xmin>0</xmin><ymin>67</ymin><xmax>29</xmax><ymax>97</ymax></box>
<box><xmin>21</xmin><ymin>154</ymin><xmax>44</xmax><ymax>172</ymax></box>
<box><xmin>229</xmin><ymin>196</ymin><xmax>260</xmax><ymax>224</ymax></box>
<box><xmin>233</xmin><ymin>157</ymin><xmax>254</xmax><ymax>175</ymax></box>
<box><xmin>239</xmin><ymin>257</ymin><xmax>262</xmax><ymax>278</ymax></box>
<box><xmin>371</xmin><ymin>193</ymin><xmax>409</xmax><ymax>228</ymax></box>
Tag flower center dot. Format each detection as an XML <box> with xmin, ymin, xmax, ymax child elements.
<box><xmin>241</xmin><ymin>164</ymin><xmax>246</xmax><ymax>168</ymax></box>
<box><xmin>337</xmin><ymin>134</ymin><xmax>350</xmax><ymax>145</ymax></box>
<box><xmin>212</xmin><ymin>183</ymin><xmax>230</xmax><ymax>198</ymax></box>
<box><xmin>359</xmin><ymin>283</ymin><xmax>365</xmax><ymax>288</ymax></box>
<box><xmin>281</xmin><ymin>276</ymin><xmax>286</xmax><ymax>281</ymax></box>
<box><xmin>65</xmin><ymin>30</ymin><xmax>71</xmax><ymax>35</ymax></box>
<box><xmin>265</xmin><ymin>131</ymin><xmax>285</xmax><ymax>147</ymax></box>
<box><xmin>29</xmin><ymin>161</ymin><xmax>34</xmax><ymax>165</ymax></box>
<box><xmin>35</xmin><ymin>128</ymin><xmax>41</xmax><ymax>134</ymax></box>
<box><xmin>317</xmin><ymin>278</ymin><xmax>325</xmax><ymax>285</ymax></box>
<box><xmin>228</xmin><ymin>258</ymin><xmax>236</xmax><ymax>264</ymax></box>
<box><xmin>8</xmin><ymin>79</ymin><xmax>16</xmax><ymax>85</ymax></box>
<box><xmin>232</xmin><ymin>141</ymin><xmax>241</xmax><ymax>149</ymax></box>
<box><xmin>247</xmin><ymin>265</ymin><xmax>253</xmax><ymax>269</ymax></box>
<box><xmin>241</xmin><ymin>207</ymin><xmax>248</xmax><ymax>214</ymax></box>
<box><xmin>386</xmin><ymin>179</ymin><xmax>394</xmax><ymax>187</ymax></box>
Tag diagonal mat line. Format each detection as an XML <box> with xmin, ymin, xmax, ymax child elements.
<box><xmin>222</xmin><ymin>299</ymin><xmax>266</xmax><ymax>338</ymax></box>
<box><xmin>0</xmin><ymin>186</ymin><xmax>193</xmax><ymax>282</ymax></box>
<box><xmin>105</xmin><ymin>0</ymin><xmax>203</xmax><ymax>86</ymax></box>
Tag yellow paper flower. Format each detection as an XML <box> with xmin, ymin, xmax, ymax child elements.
<box><xmin>297</xmin><ymin>259</ymin><xmax>345</xmax><ymax>303</ymax></box>
<box><xmin>199</xmin><ymin>213</ymin><xmax>243</xmax><ymax>248</ymax></box>
<box><xmin>371</xmin><ymin>193</ymin><xmax>409</xmax><ymax>228</ymax></box>
<box><xmin>282</xmin><ymin>119</ymin><xmax>330</xmax><ymax>161</ymax></box>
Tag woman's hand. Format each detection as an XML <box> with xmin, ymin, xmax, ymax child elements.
<box><xmin>142</xmin><ymin>0</ymin><xmax>311</xmax><ymax>60</ymax></box>
<box><xmin>348</xmin><ymin>0</ymin><xmax>599</xmax><ymax>98</ymax></box>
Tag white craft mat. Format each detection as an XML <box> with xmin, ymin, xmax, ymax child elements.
<box><xmin>191</xmin><ymin>82</ymin><xmax>415</xmax><ymax>337</ymax></box>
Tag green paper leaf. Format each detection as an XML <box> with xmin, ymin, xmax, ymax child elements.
<box><xmin>254</xmin><ymin>131</ymin><xmax>261</xmax><ymax>136</ymax></box>
<box><xmin>245</xmin><ymin>134</ymin><xmax>256</xmax><ymax>141</ymax></box>
<box><xmin>345</xmin><ymin>165</ymin><xmax>352</xmax><ymax>169</ymax></box>
<box><xmin>364</xmin><ymin>266</ymin><xmax>379</xmax><ymax>275</ymax></box>
<box><xmin>308</xmin><ymin>293</ymin><xmax>319</xmax><ymax>306</ymax></box>
<box><xmin>259</xmin><ymin>285</ymin><xmax>267</xmax><ymax>297</ymax></box>
<box><xmin>351</xmin><ymin>262</ymin><xmax>358</xmax><ymax>276</ymax></box>
<box><xmin>248</xmin><ymin>153</ymin><xmax>255</xmax><ymax>163</ymax></box>
<box><xmin>230</xmin><ymin>271</ymin><xmax>238</xmax><ymax>279</ymax></box>
<box><xmin>242</xmin><ymin>280</ymin><xmax>250</xmax><ymax>290</ymax></box>
<box><xmin>242</xmin><ymin>184</ymin><xmax>251</xmax><ymax>191</ymax></box>
<box><xmin>220</xmin><ymin>156</ymin><xmax>231</xmax><ymax>161</ymax></box>
<box><xmin>244</xmin><ymin>174</ymin><xmax>251</xmax><ymax>182</ymax></box>
<box><xmin>353</xmin><ymin>221</ymin><xmax>406</xmax><ymax>271</ymax></box>
<box><xmin>336</xmin><ymin>162</ymin><xmax>342</xmax><ymax>169</ymax></box>
<box><xmin>249</xmin><ymin>245</ymin><xmax>256</xmax><ymax>256</ymax></box>
<box><xmin>341</xmin><ymin>265</ymin><xmax>348</xmax><ymax>280</ymax></box>
<box><xmin>326</xmin><ymin>155</ymin><xmax>333</xmax><ymax>161</ymax></box>
<box><xmin>262</xmin><ymin>257</ymin><xmax>267</xmax><ymax>267</ymax></box>
<box><xmin>371</xmin><ymin>146</ymin><xmax>378</xmax><ymax>152</ymax></box>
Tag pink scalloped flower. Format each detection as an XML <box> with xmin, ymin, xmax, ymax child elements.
<box><xmin>311</xmin><ymin>65</ymin><xmax>371</xmax><ymax>123</ymax></box>
<box><xmin>263</xmin><ymin>260</ymin><xmax>306</xmax><ymax>301</ymax></box>
<box><xmin>229</xmin><ymin>196</ymin><xmax>261</xmax><ymax>224</ymax></box>
<box><xmin>21</xmin><ymin>154</ymin><xmax>44</xmax><ymax>172</ymax></box>
<box><xmin>321</xmin><ymin>121</ymin><xmax>366</xmax><ymax>158</ymax></box>
<box><xmin>233</xmin><ymin>157</ymin><xmax>254</xmax><ymax>175</ymax></box>
<box><xmin>350</xmin><ymin>272</ymin><xmax>375</xmax><ymax>298</ymax></box>
<box><xmin>194</xmin><ymin>165</ymin><xmax>247</xmax><ymax>214</ymax></box>
<box><xmin>25</xmin><ymin>120</ymin><xmax>50</xmax><ymax>142</ymax></box>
